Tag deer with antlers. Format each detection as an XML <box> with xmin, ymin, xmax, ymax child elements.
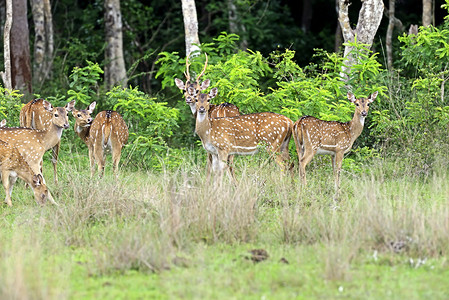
<box><xmin>72</xmin><ymin>102</ymin><xmax>128</xmax><ymax>178</ymax></box>
<box><xmin>192</xmin><ymin>87</ymin><xmax>293</xmax><ymax>182</ymax></box>
<box><xmin>20</xmin><ymin>98</ymin><xmax>74</xmax><ymax>184</ymax></box>
<box><xmin>175</xmin><ymin>53</ymin><xmax>240</xmax><ymax>178</ymax></box>
<box><xmin>174</xmin><ymin>53</ymin><xmax>240</xmax><ymax>118</ymax></box>
<box><xmin>0</xmin><ymin>99</ymin><xmax>75</xmax><ymax>204</ymax></box>
<box><xmin>293</xmin><ymin>91</ymin><xmax>378</xmax><ymax>191</ymax></box>
<box><xmin>0</xmin><ymin>140</ymin><xmax>48</xmax><ymax>206</ymax></box>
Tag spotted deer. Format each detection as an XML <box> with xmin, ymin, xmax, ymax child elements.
<box><xmin>293</xmin><ymin>91</ymin><xmax>378</xmax><ymax>191</ymax></box>
<box><xmin>72</xmin><ymin>104</ymin><xmax>128</xmax><ymax>177</ymax></box>
<box><xmin>0</xmin><ymin>99</ymin><xmax>75</xmax><ymax>205</ymax></box>
<box><xmin>0</xmin><ymin>140</ymin><xmax>48</xmax><ymax>206</ymax></box>
<box><xmin>175</xmin><ymin>53</ymin><xmax>240</xmax><ymax>178</ymax></box>
<box><xmin>193</xmin><ymin>87</ymin><xmax>293</xmax><ymax>182</ymax></box>
<box><xmin>20</xmin><ymin>98</ymin><xmax>75</xmax><ymax>184</ymax></box>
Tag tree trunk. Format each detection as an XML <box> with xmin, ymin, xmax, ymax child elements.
<box><xmin>1</xmin><ymin>0</ymin><xmax>12</xmax><ymax>90</ymax></box>
<box><xmin>338</xmin><ymin>0</ymin><xmax>384</xmax><ymax>79</ymax></box>
<box><xmin>386</xmin><ymin>0</ymin><xmax>395</xmax><ymax>70</ymax></box>
<box><xmin>31</xmin><ymin>0</ymin><xmax>53</xmax><ymax>86</ymax></box>
<box><xmin>104</xmin><ymin>0</ymin><xmax>128</xmax><ymax>89</ymax></box>
<box><xmin>228</xmin><ymin>0</ymin><xmax>248</xmax><ymax>50</ymax></box>
<box><xmin>181</xmin><ymin>0</ymin><xmax>200</xmax><ymax>55</ymax></box>
<box><xmin>301</xmin><ymin>0</ymin><xmax>313</xmax><ymax>33</ymax></box>
<box><xmin>422</xmin><ymin>0</ymin><xmax>432</xmax><ymax>26</ymax></box>
<box><xmin>10</xmin><ymin>0</ymin><xmax>32</xmax><ymax>96</ymax></box>
<box><xmin>31</xmin><ymin>0</ymin><xmax>45</xmax><ymax>84</ymax></box>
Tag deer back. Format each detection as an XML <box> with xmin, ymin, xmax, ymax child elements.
<box><xmin>294</xmin><ymin>116</ymin><xmax>353</xmax><ymax>153</ymax></box>
<box><xmin>20</xmin><ymin>98</ymin><xmax>52</xmax><ymax>130</ymax></box>
<box><xmin>88</xmin><ymin>110</ymin><xmax>129</xmax><ymax>149</ymax></box>
<box><xmin>209</xmin><ymin>103</ymin><xmax>240</xmax><ymax>118</ymax></box>
<box><xmin>209</xmin><ymin>112</ymin><xmax>293</xmax><ymax>154</ymax></box>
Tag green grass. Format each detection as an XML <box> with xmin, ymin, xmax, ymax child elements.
<box><xmin>1</xmin><ymin>151</ymin><xmax>449</xmax><ymax>299</ymax></box>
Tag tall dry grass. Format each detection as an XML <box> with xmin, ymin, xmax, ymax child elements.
<box><xmin>0</xmin><ymin>152</ymin><xmax>448</xmax><ymax>293</ymax></box>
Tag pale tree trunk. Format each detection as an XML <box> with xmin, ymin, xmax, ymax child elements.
<box><xmin>31</xmin><ymin>0</ymin><xmax>54</xmax><ymax>86</ymax></box>
<box><xmin>422</xmin><ymin>0</ymin><xmax>432</xmax><ymax>26</ymax></box>
<box><xmin>386</xmin><ymin>0</ymin><xmax>404</xmax><ymax>70</ymax></box>
<box><xmin>104</xmin><ymin>0</ymin><xmax>128</xmax><ymax>89</ymax></box>
<box><xmin>181</xmin><ymin>0</ymin><xmax>200</xmax><ymax>56</ymax></box>
<box><xmin>44</xmin><ymin>0</ymin><xmax>54</xmax><ymax>80</ymax></box>
<box><xmin>228</xmin><ymin>0</ymin><xmax>248</xmax><ymax>50</ymax></box>
<box><xmin>10</xmin><ymin>0</ymin><xmax>32</xmax><ymax>96</ymax></box>
<box><xmin>1</xmin><ymin>0</ymin><xmax>12</xmax><ymax>90</ymax></box>
<box><xmin>338</xmin><ymin>0</ymin><xmax>384</xmax><ymax>78</ymax></box>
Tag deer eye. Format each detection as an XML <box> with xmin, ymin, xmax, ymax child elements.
<box><xmin>77</xmin><ymin>114</ymin><xmax>81</xmax><ymax>117</ymax></box>
<box><xmin>54</xmin><ymin>113</ymin><xmax>59</xmax><ymax>117</ymax></box>
<box><xmin>355</xmin><ymin>103</ymin><xmax>359</xmax><ymax>106</ymax></box>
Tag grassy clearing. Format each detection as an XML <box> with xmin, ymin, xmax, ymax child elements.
<box><xmin>0</xmin><ymin>151</ymin><xmax>448</xmax><ymax>299</ymax></box>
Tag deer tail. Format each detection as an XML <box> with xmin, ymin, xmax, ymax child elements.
<box><xmin>292</xmin><ymin>119</ymin><xmax>304</xmax><ymax>158</ymax></box>
<box><xmin>103</xmin><ymin>110</ymin><xmax>113</xmax><ymax>146</ymax></box>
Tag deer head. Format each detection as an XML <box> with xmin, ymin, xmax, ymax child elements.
<box><xmin>348</xmin><ymin>91</ymin><xmax>378</xmax><ymax>125</ymax></box>
<box><xmin>31</xmin><ymin>174</ymin><xmax>48</xmax><ymax>205</ymax></box>
<box><xmin>43</xmin><ymin>100</ymin><xmax>76</xmax><ymax>129</ymax></box>
<box><xmin>72</xmin><ymin>101</ymin><xmax>96</xmax><ymax>129</ymax></box>
<box><xmin>175</xmin><ymin>53</ymin><xmax>210</xmax><ymax>107</ymax></box>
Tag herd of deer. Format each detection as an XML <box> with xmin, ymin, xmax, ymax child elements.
<box><xmin>0</xmin><ymin>98</ymin><xmax>128</xmax><ymax>206</ymax></box>
<box><xmin>175</xmin><ymin>54</ymin><xmax>378</xmax><ymax>191</ymax></box>
<box><xmin>0</xmin><ymin>53</ymin><xmax>377</xmax><ymax>206</ymax></box>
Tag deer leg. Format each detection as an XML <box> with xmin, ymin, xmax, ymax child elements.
<box><xmin>88</xmin><ymin>146</ymin><xmax>96</xmax><ymax>177</ymax></box>
<box><xmin>51</xmin><ymin>142</ymin><xmax>60</xmax><ymax>184</ymax></box>
<box><xmin>112</xmin><ymin>145</ymin><xmax>122</xmax><ymax>178</ymax></box>
<box><xmin>333</xmin><ymin>152</ymin><xmax>344</xmax><ymax>192</ymax></box>
<box><xmin>94</xmin><ymin>146</ymin><xmax>105</xmax><ymax>178</ymax></box>
<box><xmin>206</xmin><ymin>153</ymin><xmax>213</xmax><ymax>183</ymax></box>
<box><xmin>299</xmin><ymin>148</ymin><xmax>316</xmax><ymax>186</ymax></box>
<box><xmin>227</xmin><ymin>155</ymin><xmax>236</xmax><ymax>180</ymax></box>
<box><xmin>218</xmin><ymin>150</ymin><xmax>236</xmax><ymax>185</ymax></box>
<box><xmin>2</xmin><ymin>170</ymin><xmax>12</xmax><ymax>206</ymax></box>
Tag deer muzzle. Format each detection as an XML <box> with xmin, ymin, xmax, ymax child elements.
<box><xmin>361</xmin><ymin>111</ymin><xmax>367</xmax><ymax>117</ymax></box>
<box><xmin>198</xmin><ymin>107</ymin><xmax>206</xmax><ymax>114</ymax></box>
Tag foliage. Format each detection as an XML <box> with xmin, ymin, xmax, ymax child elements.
<box><xmin>67</xmin><ymin>61</ymin><xmax>104</xmax><ymax>107</ymax></box>
<box><xmin>0</xmin><ymin>88</ymin><xmax>23</xmax><ymax>126</ymax></box>
<box><xmin>106</xmin><ymin>86</ymin><xmax>180</xmax><ymax>170</ymax></box>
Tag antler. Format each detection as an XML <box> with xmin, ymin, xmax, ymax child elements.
<box><xmin>196</xmin><ymin>53</ymin><xmax>208</xmax><ymax>84</ymax></box>
<box><xmin>184</xmin><ymin>52</ymin><xmax>192</xmax><ymax>83</ymax></box>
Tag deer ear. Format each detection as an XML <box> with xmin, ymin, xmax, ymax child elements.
<box><xmin>174</xmin><ymin>78</ymin><xmax>185</xmax><ymax>90</ymax></box>
<box><xmin>368</xmin><ymin>91</ymin><xmax>378</xmax><ymax>103</ymax></box>
<box><xmin>200</xmin><ymin>79</ymin><xmax>210</xmax><ymax>90</ymax></box>
<box><xmin>88</xmin><ymin>101</ymin><xmax>97</xmax><ymax>113</ymax></box>
<box><xmin>0</xmin><ymin>119</ymin><xmax>6</xmax><ymax>127</ymax></box>
<box><xmin>43</xmin><ymin>100</ymin><xmax>54</xmax><ymax>112</ymax></box>
<box><xmin>347</xmin><ymin>93</ymin><xmax>356</xmax><ymax>103</ymax></box>
<box><xmin>32</xmin><ymin>174</ymin><xmax>42</xmax><ymax>187</ymax></box>
<box><xmin>65</xmin><ymin>100</ymin><xmax>76</xmax><ymax>112</ymax></box>
<box><xmin>209</xmin><ymin>87</ymin><xmax>218</xmax><ymax>99</ymax></box>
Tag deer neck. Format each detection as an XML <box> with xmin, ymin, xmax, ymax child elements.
<box><xmin>14</xmin><ymin>162</ymin><xmax>36</xmax><ymax>188</ymax></box>
<box><xmin>74</xmin><ymin>122</ymin><xmax>91</xmax><ymax>143</ymax></box>
<box><xmin>348</xmin><ymin>112</ymin><xmax>366</xmax><ymax>143</ymax></box>
<box><xmin>38</xmin><ymin>123</ymin><xmax>64</xmax><ymax>150</ymax></box>
<box><xmin>195</xmin><ymin>112</ymin><xmax>212</xmax><ymax>143</ymax></box>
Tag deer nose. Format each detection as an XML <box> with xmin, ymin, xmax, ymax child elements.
<box><xmin>87</xmin><ymin>118</ymin><xmax>92</xmax><ymax>123</ymax></box>
<box><xmin>198</xmin><ymin>107</ymin><xmax>206</xmax><ymax>114</ymax></box>
<box><xmin>64</xmin><ymin>123</ymin><xmax>70</xmax><ymax>129</ymax></box>
<box><xmin>361</xmin><ymin>111</ymin><xmax>367</xmax><ymax>117</ymax></box>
